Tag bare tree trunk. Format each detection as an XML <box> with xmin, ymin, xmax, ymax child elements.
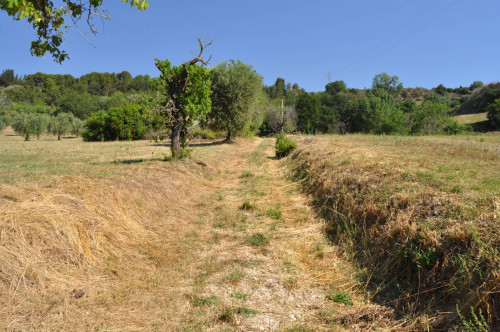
<box><xmin>58</xmin><ymin>135</ymin><xmax>61</xmax><ymax>140</ymax></box>
<box><xmin>226</xmin><ymin>128</ymin><xmax>232</xmax><ymax>141</ymax></box>
<box><xmin>171</xmin><ymin>122</ymin><xmax>181</xmax><ymax>159</ymax></box>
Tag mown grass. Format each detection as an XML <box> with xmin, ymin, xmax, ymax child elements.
<box><xmin>288</xmin><ymin>134</ymin><xmax>500</xmax><ymax>328</ymax></box>
<box><xmin>0</xmin><ymin>127</ymin><xmax>256</xmax><ymax>331</ymax></box>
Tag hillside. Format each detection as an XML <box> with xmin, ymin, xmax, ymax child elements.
<box><xmin>456</xmin><ymin>82</ymin><xmax>500</xmax><ymax>115</ymax></box>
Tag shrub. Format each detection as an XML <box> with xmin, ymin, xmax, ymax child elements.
<box><xmin>275</xmin><ymin>133</ymin><xmax>296</xmax><ymax>159</ymax></box>
<box><xmin>82</xmin><ymin>103</ymin><xmax>146</xmax><ymax>141</ymax></box>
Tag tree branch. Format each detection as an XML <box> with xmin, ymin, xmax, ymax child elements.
<box><xmin>186</xmin><ymin>38</ymin><xmax>213</xmax><ymax>66</ymax></box>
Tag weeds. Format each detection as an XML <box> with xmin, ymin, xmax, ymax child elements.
<box><xmin>245</xmin><ymin>233</ymin><xmax>269</xmax><ymax>246</ymax></box>
<box><xmin>239</xmin><ymin>200</ymin><xmax>257</xmax><ymax>210</ymax></box>
<box><xmin>327</xmin><ymin>292</ymin><xmax>353</xmax><ymax>307</ymax></box>
<box><xmin>232</xmin><ymin>292</ymin><xmax>249</xmax><ymax>301</ymax></box>
<box><xmin>266</xmin><ymin>207</ymin><xmax>282</xmax><ymax>219</ymax></box>
<box><xmin>218</xmin><ymin>306</ymin><xmax>258</xmax><ymax>323</ymax></box>
<box><xmin>226</xmin><ymin>268</ymin><xmax>245</xmax><ymax>283</ymax></box>
<box><xmin>457</xmin><ymin>305</ymin><xmax>490</xmax><ymax>332</ymax></box>
<box><xmin>190</xmin><ymin>294</ymin><xmax>218</xmax><ymax>307</ymax></box>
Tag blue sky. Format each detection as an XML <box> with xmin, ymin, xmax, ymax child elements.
<box><xmin>0</xmin><ymin>0</ymin><xmax>498</xmax><ymax>92</ymax></box>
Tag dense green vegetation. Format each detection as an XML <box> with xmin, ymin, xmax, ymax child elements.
<box><xmin>0</xmin><ymin>66</ymin><xmax>498</xmax><ymax>144</ymax></box>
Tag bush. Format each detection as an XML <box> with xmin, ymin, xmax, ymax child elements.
<box><xmin>82</xmin><ymin>103</ymin><xmax>147</xmax><ymax>141</ymax></box>
<box><xmin>275</xmin><ymin>133</ymin><xmax>296</xmax><ymax>159</ymax></box>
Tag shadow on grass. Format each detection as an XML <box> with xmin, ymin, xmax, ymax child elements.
<box><xmin>113</xmin><ymin>157</ymin><xmax>168</xmax><ymax>164</ymax></box>
<box><xmin>151</xmin><ymin>140</ymin><xmax>228</xmax><ymax>148</ymax></box>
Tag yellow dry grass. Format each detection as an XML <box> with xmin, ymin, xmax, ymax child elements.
<box><xmin>0</xmin><ymin>128</ymin><xmax>402</xmax><ymax>331</ymax></box>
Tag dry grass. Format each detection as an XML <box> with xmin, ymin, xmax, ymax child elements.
<box><xmin>453</xmin><ymin>112</ymin><xmax>488</xmax><ymax>125</ymax></box>
<box><xmin>0</xmin><ymin>127</ymin><xmax>402</xmax><ymax>331</ymax></box>
<box><xmin>287</xmin><ymin>134</ymin><xmax>500</xmax><ymax>329</ymax></box>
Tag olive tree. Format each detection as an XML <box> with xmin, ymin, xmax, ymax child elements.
<box><xmin>154</xmin><ymin>39</ymin><xmax>213</xmax><ymax>159</ymax></box>
<box><xmin>49</xmin><ymin>112</ymin><xmax>81</xmax><ymax>140</ymax></box>
<box><xmin>210</xmin><ymin>60</ymin><xmax>263</xmax><ymax>140</ymax></box>
<box><xmin>12</xmin><ymin>112</ymin><xmax>49</xmax><ymax>140</ymax></box>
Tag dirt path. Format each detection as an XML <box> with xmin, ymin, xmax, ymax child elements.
<box><xmin>177</xmin><ymin>137</ymin><xmax>396</xmax><ymax>331</ymax></box>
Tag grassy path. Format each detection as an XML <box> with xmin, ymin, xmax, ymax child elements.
<box><xmin>179</xmin><ymin>138</ymin><xmax>396</xmax><ymax>331</ymax></box>
<box><xmin>0</xmin><ymin>130</ymin><xmax>397</xmax><ymax>331</ymax></box>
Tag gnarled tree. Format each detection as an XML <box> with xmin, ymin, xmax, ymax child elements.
<box><xmin>154</xmin><ymin>39</ymin><xmax>213</xmax><ymax>159</ymax></box>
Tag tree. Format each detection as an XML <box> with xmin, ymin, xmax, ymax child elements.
<box><xmin>11</xmin><ymin>112</ymin><xmax>49</xmax><ymax>140</ymax></box>
<box><xmin>0</xmin><ymin>115</ymin><xmax>9</xmax><ymax>132</ymax></box>
<box><xmin>0</xmin><ymin>69</ymin><xmax>16</xmax><ymax>87</ymax></box>
<box><xmin>372</xmin><ymin>72</ymin><xmax>403</xmax><ymax>95</ymax></box>
<box><xmin>486</xmin><ymin>99</ymin><xmax>500</xmax><ymax>130</ymax></box>
<box><xmin>0</xmin><ymin>0</ymin><xmax>149</xmax><ymax>63</ymax></box>
<box><xmin>57</xmin><ymin>92</ymin><xmax>100</xmax><ymax>119</ymax></box>
<box><xmin>295</xmin><ymin>93</ymin><xmax>321</xmax><ymax>134</ymax></box>
<box><xmin>82</xmin><ymin>104</ymin><xmax>146</xmax><ymax>141</ymax></box>
<box><xmin>154</xmin><ymin>39</ymin><xmax>213</xmax><ymax>159</ymax></box>
<box><xmin>470</xmin><ymin>81</ymin><xmax>484</xmax><ymax>91</ymax></box>
<box><xmin>325</xmin><ymin>80</ymin><xmax>347</xmax><ymax>95</ymax></box>
<box><xmin>210</xmin><ymin>60</ymin><xmax>264</xmax><ymax>141</ymax></box>
<box><xmin>49</xmin><ymin>112</ymin><xmax>78</xmax><ymax>140</ymax></box>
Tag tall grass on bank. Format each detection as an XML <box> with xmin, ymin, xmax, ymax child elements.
<box><xmin>288</xmin><ymin>135</ymin><xmax>500</xmax><ymax>328</ymax></box>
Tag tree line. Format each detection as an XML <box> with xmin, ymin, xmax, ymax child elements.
<box><xmin>1</xmin><ymin>64</ymin><xmax>499</xmax><ymax>147</ymax></box>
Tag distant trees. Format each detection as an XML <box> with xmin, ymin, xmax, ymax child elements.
<box><xmin>0</xmin><ymin>115</ymin><xmax>9</xmax><ymax>132</ymax></box>
<box><xmin>487</xmin><ymin>99</ymin><xmax>500</xmax><ymax>129</ymax></box>
<box><xmin>210</xmin><ymin>60</ymin><xmax>264</xmax><ymax>140</ymax></box>
<box><xmin>11</xmin><ymin>112</ymin><xmax>49</xmax><ymax>140</ymax></box>
<box><xmin>372</xmin><ymin>72</ymin><xmax>403</xmax><ymax>95</ymax></box>
<box><xmin>48</xmin><ymin>113</ymin><xmax>82</xmax><ymax>140</ymax></box>
<box><xmin>0</xmin><ymin>69</ymin><xmax>16</xmax><ymax>87</ymax></box>
<box><xmin>154</xmin><ymin>39</ymin><xmax>213</xmax><ymax>158</ymax></box>
<box><xmin>260</xmin><ymin>104</ymin><xmax>296</xmax><ymax>135</ymax></box>
<box><xmin>296</xmin><ymin>93</ymin><xmax>321</xmax><ymax>134</ymax></box>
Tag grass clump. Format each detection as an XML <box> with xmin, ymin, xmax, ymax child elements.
<box><xmin>232</xmin><ymin>292</ymin><xmax>249</xmax><ymax>301</ymax></box>
<box><xmin>275</xmin><ymin>133</ymin><xmax>296</xmax><ymax>159</ymax></box>
<box><xmin>226</xmin><ymin>268</ymin><xmax>245</xmax><ymax>283</ymax></box>
<box><xmin>239</xmin><ymin>200</ymin><xmax>257</xmax><ymax>210</ymax></box>
<box><xmin>245</xmin><ymin>233</ymin><xmax>269</xmax><ymax>246</ymax></box>
<box><xmin>218</xmin><ymin>306</ymin><xmax>258</xmax><ymax>323</ymax></box>
<box><xmin>327</xmin><ymin>292</ymin><xmax>353</xmax><ymax>307</ymax></box>
<box><xmin>190</xmin><ymin>294</ymin><xmax>218</xmax><ymax>307</ymax></box>
<box><xmin>266</xmin><ymin>207</ymin><xmax>282</xmax><ymax>219</ymax></box>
